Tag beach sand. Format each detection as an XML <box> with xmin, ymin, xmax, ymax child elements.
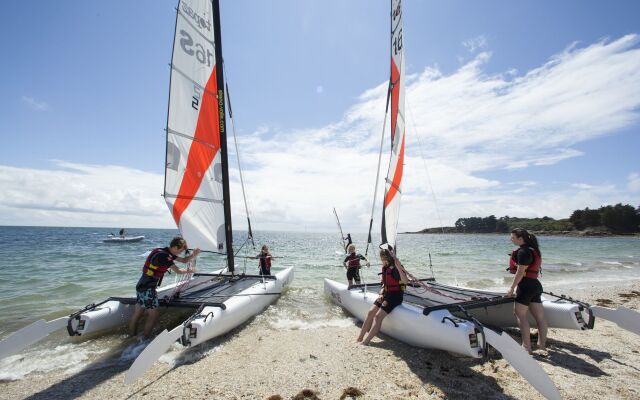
<box><xmin>1</xmin><ymin>283</ymin><xmax>639</xmax><ymax>400</ymax></box>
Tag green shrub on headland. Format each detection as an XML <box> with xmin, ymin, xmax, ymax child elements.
<box><xmin>415</xmin><ymin>204</ymin><xmax>640</xmax><ymax>235</ymax></box>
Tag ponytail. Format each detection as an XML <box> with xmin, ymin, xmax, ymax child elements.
<box><xmin>511</xmin><ymin>228</ymin><xmax>541</xmax><ymax>256</ymax></box>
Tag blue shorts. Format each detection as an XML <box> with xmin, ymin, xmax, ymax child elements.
<box><xmin>136</xmin><ymin>288</ymin><xmax>159</xmax><ymax>309</ymax></box>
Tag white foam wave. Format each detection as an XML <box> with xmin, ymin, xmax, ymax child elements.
<box><xmin>602</xmin><ymin>261</ymin><xmax>623</xmax><ymax>265</ymax></box>
<box><xmin>0</xmin><ymin>342</ymin><xmax>108</xmax><ymax>381</ymax></box>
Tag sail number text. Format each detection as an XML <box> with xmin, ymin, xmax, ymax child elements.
<box><xmin>179</xmin><ymin>30</ymin><xmax>214</xmax><ymax>67</ymax></box>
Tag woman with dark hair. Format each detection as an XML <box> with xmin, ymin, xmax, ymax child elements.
<box><xmin>357</xmin><ymin>246</ymin><xmax>408</xmax><ymax>345</ymax></box>
<box><xmin>257</xmin><ymin>244</ymin><xmax>273</xmax><ymax>276</ymax></box>
<box><xmin>507</xmin><ymin>228</ymin><xmax>548</xmax><ymax>353</ymax></box>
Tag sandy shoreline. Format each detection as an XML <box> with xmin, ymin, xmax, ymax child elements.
<box><xmin>1</xmin><ymin>283</ymin><xmax>639</xmax><ymax>400</ymax></box>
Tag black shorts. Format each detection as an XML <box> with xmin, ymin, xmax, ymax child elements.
<box><xmin>374</xmin><ymin>291</ymin><xmax>403</xmax><ymax>314</ymax></box>
<box><xmin>516</xmin><ymin>278</ymin><xmax>543</xmax><ymax>306</ymax></box>
<box><xmin>346</xmin><ymin>267</ymin><xmax>361</xmax><ymax>282</ymax></box>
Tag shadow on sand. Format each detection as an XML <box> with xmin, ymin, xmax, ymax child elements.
<box><xmin>363</xmin><ymin>333</ymin><xmax>521</xmax><ymax>400</ymax></box>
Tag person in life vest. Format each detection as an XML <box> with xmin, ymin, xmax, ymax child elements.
<box><xmin>257</xmin><ymin>244</ymin><xmax>273</xmax><ymax>276</ymax></box>
<box><xmin>128</xmin><ymin>237</ymin><xmax>200</xmax><ymax>338</ymax></box>
<box><xmin>506</xmin><ymin>228</ymin><xmax>547</xmax><ymax>354</ymax></box>
<box><xmin>343</xmin><ymin>243</ymin><xmax>370</xmax><ymax>286</ymax></box>
<box><xmin>357</xmin><ymin>245</ymin><xmax>408</xmax><ymax>345</ymax></box>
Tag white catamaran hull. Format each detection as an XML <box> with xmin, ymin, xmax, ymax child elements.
<box><xmin>125</xmin><ymin>267</ymin><xmax>294</xmax><ymax>383</ymax></box>
<box><xmin>183</xmin><ymin>267</ymin><xmax>294</xmax><ymax>347</ymax></box>
<box><xmin>324</xmin><ymin>279</ymin><xmax>485</xmax><ymax>358</ymax></box>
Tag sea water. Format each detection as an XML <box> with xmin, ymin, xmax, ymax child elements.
<box><xmin>0</xmin><ymin>226</ymin><xmax>638</xmax><ymax>380</ymax></box>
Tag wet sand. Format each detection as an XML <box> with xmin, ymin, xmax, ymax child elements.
<box><xmin>1</xmin><ymin>283</ymin><xmax>639</xmax><ymax>400</ymax></box>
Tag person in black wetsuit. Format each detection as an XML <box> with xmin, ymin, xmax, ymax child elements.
<box><xmin>119</xmin><ymin>228</ymin><xmax>125</xmax><ymax>238</ymax></box>
<box><xmin>506</xmin><ymin>228</ymin><xmax>548</xmax><ymax>354</ymax></box>
<box><xmin>257</xmin><ymin>245</ymin><xmax>273</xmax><ymax>276</ymax></box>
<box><xmin>128</xmin><ymin>237</ymin><xmax>200</xmax><ymax>338</ymax></box>
<box><xmin>343</xmin><ymin>244</ymin><xmax>370</xmax><ymax>286</ymax></box>
<box><xmin>343</xmin><ymin>233</ymin><xmax>353</xmax><ymax>253</ymax></box>
<box><xmin>357</xmin><ymin>246</ymin><xmax>408</xmax><ymax>345</ymax></box>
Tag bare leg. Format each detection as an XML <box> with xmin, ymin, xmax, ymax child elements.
<box><xmin>362</xmin><ymin>308</ymin><xmax>388</xmax><ymax>345</ymax></box>
<box><xmin>128</xmin><ymin>305</ymin><xmax>145</xmax><ymax>337</ymax></box>
<box><xmin>357</xmin><ymin>305</ymin><xmax>379</xmax><ymax>342</ymax></box>
<box><xmin>142</xmin><ymin>308</ymin><xmax>159</xmax><ymax>339</ymax></box>
<box><xmin>528</xmin><ymin>302</ymin><xmax>547</xmax><ymax>349</ymax></box>
<box><xmin>514</xmin><ymin>302</ymin><xmax>532</xmax><ymax>353</ymax></box>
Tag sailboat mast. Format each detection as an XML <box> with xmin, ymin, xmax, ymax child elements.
<box><xmin>212</xmin><ymin>0</ymin><xmax>235</xmax><ymax>272</ymax></box>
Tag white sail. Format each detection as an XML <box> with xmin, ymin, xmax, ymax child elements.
<box><xmin>381</xmin><ymin>0</ymin><xmax>406</xmax><ymax>249</ymax></box>
<box><xmin>164</xmin><ymin>0</ymin><xmax>226</xmax><ymax>252</ymax></box>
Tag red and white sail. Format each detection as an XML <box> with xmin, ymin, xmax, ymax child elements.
<box><xmin>164</xmin><ymin>0</ymin><xmax>225</xmax><ymax>252</ymax></box>
<box><xmin>381</xmin><ymin>0</ymin><xmax>406</xmax><ymax>249</ymax></box>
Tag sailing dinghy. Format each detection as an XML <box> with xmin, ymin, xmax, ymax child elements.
<box><xmin>0</xmin><ymin>0</ymin><xmax>294</xmax><ymax>382</ymax></box>
<box><xmin>324</xmin><ymin>2</ymin><xmax>561</xmax><ymax>399</ymax></box>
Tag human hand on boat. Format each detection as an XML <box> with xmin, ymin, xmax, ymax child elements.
<box><xmin>506</xmin><ymin>287</ymin><xmax>515</xmax><ymax>297</ymax></box>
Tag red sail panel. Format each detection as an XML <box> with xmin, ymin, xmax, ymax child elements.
<box><xmin>172</xmin><ymin>67</ymin><xmax>221</xmax><ymax>225</ymax></box>
<box><xmin>384</xmin><ymin>133</ymin><xmax>405</xmax><ymax>208</ymax></box>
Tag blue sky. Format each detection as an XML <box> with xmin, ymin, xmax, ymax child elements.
<box><xmin>1</xmin><ymin>0</ymin><xmax>639</xmax><ymax>232</ymax></box>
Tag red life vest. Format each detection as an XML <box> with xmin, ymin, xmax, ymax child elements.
<box><xmin>142</xmin><ymin>248</ymin><xmax>174</xmax><ymax>279</ymax></box>
<box><xmin>345</xmin><ymin>253</ymin><xmax>361</xmax><ymax>269</ymax></box>
<box><xmin>381</xmin><ymin>265</ymin><xmax>404</xmax><ymax>293</ymax></box>
<box><xmin>259</xmin><ymin>254</ymin><xmax>271</xmax><ymax>271</ymax></box>
<box><xmin>509</xmin><ymin>247</ymin><xmax>541</xmax><ymax>279</ymax></box>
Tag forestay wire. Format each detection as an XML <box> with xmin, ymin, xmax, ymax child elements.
<box><xmin>365</xmin><ymin>84</ymin><xmax>392</xmax><ymax>257</ymax></box>
<box><xmin>406</xmin><ymin>100</ymin><xmax>445</xmax><ymax>235</ymax></box>
<box><xmin>224</xmin><ymin>73</ymin><xmax>255</xmax><ymax>249</ymax></box>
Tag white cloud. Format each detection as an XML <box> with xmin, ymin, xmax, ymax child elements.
<box><xmin>629</xmin><ymin>172</ymin><xmax>640</xmax><ymax>192</ymax></box>
<box><xmin>21</xmin><ymin>96</ymin><xmax>51</xmax><ymax>111</ymax></box>
<box><xmin>462</xmin><ymin>36</ymin><xmax>488</xmax><ymax>53</ymax></box>
<box><xmin>0</xmin><ymin>161</ymin><xmax>171</xmax><ymax>228</ymax></box>
<box><xmin>572</xmin><ymin>183</ymin><xmax>595</xmax><ymax>190</ymax></box>
<box><xmin>4</xmin><ymin>35</ymin><xmax>640</xmax><ymax>233</ymax></box>
<box><xmin>232</xmin><ymin>34</ymin><xmax>640</xmax><ymax>232</ymax></box>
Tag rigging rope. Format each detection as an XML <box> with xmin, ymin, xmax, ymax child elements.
<box><xmin>223</xmin><ymin>69</ymin><xmax>255</xmax><ymax>249</ymax></box>
<box><xmin>365</xmin><ymin>83</ymin><xmax>392</xmax><ymax>257</ymax></box>
<box><xmin>406</xmin><ymin>100</ymin><xmax>445</xmax><ymax>234</ymax></box>
<box><xmin>169</xmin><ymin>254</ymin><xmax>198</xmax><ymax>300</ymax></box>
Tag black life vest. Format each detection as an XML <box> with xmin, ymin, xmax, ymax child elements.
<box><xmin>509</xmin><ymin>247</ymin><xmax>541</xmax><ymax>279</ymax></box>
<box><xmin>142</xmin><ymin>248</ymin><xmax>174</xmax><ymax>279</ymax></box>
<box><xmin>381</xmin><ymin>265</ymin><xmax>404</xmax><ymax>293</ymax></box>
<box><xmin>345</xmin><ymin>252</ymin><xmax>361</xmax><ymax>269</ymax></box>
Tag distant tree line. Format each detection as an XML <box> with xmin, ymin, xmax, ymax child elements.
<box><xmin>419</xmin><ymin>203</ymin><xmax>640</xmax><ymax>234</ymax></box>
<box><xmin>569</xmin><ymin>203</ymin><xmax>640</xmax><ymax>233</ymax></box>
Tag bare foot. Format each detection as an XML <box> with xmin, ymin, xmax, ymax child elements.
<box><xmin>534</xmin><ymin>349</ymin><xmax>549</xmax><ymax>358</ymax></box>
<box><xmin>522</xmin><ymin>345</ymin><xmax>532</xmax><ymax>355</ymax></box>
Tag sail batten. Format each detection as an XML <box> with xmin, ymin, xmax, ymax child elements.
<box><xmin>381</xmin><ymin>0</ymin><xmax>406</xmax><ymax>250</ymax></box>
<box><xmin>164</xmin><ymin>0</ymin><xmax>229</xmax><ymax>254</ymax></box>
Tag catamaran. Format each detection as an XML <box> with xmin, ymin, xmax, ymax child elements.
<box><xmin>324</xmin><ymin>1</ymin><xmax>564</xmax><ymax>399</ymax></box>
<box><xmin>0</xmin><ymin>0</ymin><xmax>294</xmax><ymax>384</ymax></box>
<box><xmin>326</xmin><ymin>1</ymin><xmax>640</xmax><ymax>399</ymax></box>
